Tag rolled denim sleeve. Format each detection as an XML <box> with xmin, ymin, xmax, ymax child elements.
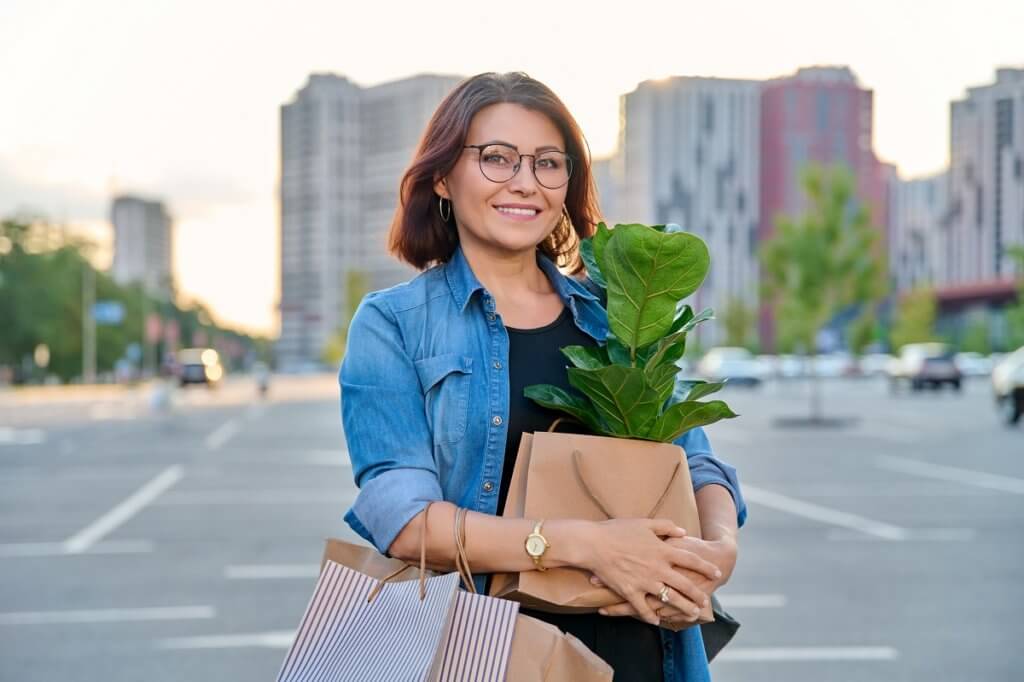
<box><xmin>674</xmin><ymin>426</ymin><xmax>747</xmax><ymax>528</ymax></box>
<box><xmin>339</xmin><ymin>292</ymin><xmax>443</xmax><ymax>554</ymax></box>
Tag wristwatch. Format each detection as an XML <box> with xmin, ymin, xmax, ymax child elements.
<box><xmin>524</xmin><ymin>519</ymin><xmax>550</xmax><ymax>571</ymax></box>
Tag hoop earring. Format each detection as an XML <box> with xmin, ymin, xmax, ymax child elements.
<box><xmin>439</xmin><ymin>196</ymin><xmax>452</xmax><ymax>222</ymax></box>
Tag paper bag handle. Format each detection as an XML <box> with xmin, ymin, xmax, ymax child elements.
<box><xmin>367</xmin><ymin>501</ymin><xmax>437</xmax><ymax>603</ymax></box>
<box><xmin>572</xmin><ymin>448</ymin><xmax>682</xmax><ymax>520</ymax></box>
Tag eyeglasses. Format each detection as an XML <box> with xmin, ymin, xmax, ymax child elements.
<box><xmin>463</xmin><ymin>143</ymin><xmax>574</xmax><ymax>190</ymax></box>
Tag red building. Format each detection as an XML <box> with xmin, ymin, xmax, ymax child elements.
<box><xmin>758</xmin><ymin>66</ymin><xmax>889</xmax><ymax>351</ymax></box>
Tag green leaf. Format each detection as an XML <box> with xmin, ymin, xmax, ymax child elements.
<box><xmin>646</xmin><ymin>400</ymin><xmax>739</xmax><ymax>442</ymax></box>
<box><xmin>679</xmin><ymin>307</ymin><xmax>714</xmax><ymax>334</ymax></box>
<box><xmin>603</xmin><ymin>225</ymin><xmax>710</xmax><ymax>351</ymax></box>
<box><xmin>685</xmin><ymin>380</ymin><xmax>726</xmax><ymax>402</ymax></box>
<box><xmin>668</xmin><ymin>304</ymin><xmax>695</xmax><ymax>335</ymax></box>
<box><xmin>591</xmin><ymin>222</ymin><xmax>613</xmax><ymax>274</ymax></box>
<box><xmin>560</xmin><ymin>345</ymin><xmax>608</xmax><ymax>370</ymax></box>
<box><xmin>567</xmin><ymin>365</ymin><xmax>662</xmax><ymax>437</ymax></box>
<box><xmin>605</xmin><ymin>332</ymin><xmax>632</xmax><ymax>366</ymax></box>
<box><xmin>524</xmin><ymin>384</ymin><xmax>610</xmax><ymax>434</ymax></box>
<box><xmin>645</xmin><ymin>361</ymin><xmax>680</xmax><ymax>404</ymax></box>
<box><xmin>579</xmin><ymin>238</ymin><xmax>607</xmax><ymax>290</ymax></box>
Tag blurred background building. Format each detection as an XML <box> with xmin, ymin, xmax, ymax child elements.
<box><xmin>277</xmin><ymin>73</ymin><xmax>461</xmax><ymax>371</ymax></box>
<box><xmin>605</xmin><ymin>76</ymin><xmax>762</xmax><ymax>348</ymax></box>
<box><xmin>110</xmin><ymin>195</ymin><xmax>174</xmax><ymax>300</ymax></box>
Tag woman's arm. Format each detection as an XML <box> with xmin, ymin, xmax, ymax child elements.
<box><xmin>389</xmin><ymin>502</ymin><xmax>721</xmax><ymax>626</ymax></box>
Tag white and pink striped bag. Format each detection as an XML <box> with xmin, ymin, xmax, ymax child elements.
<box><xmin>276</xmin><ymin>560</ymin><xmax>519</xmax><ymax>682</ymax></box>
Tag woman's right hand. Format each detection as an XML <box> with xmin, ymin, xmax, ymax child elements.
<box><xmin>579</xmin><ymin>518</ymin><xmax>721</xmax><ymax>626</ymax></box>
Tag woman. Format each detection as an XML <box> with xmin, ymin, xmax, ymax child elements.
<box><xmin>340</xmin><ymin>72</ymin><xmax>747</xmax><ymax>681</ymax></box>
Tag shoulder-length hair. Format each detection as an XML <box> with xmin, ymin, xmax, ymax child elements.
<box><xmin>388</xmin><ymin>72</ymin><xmax>601</xmax><ymax>274</ymax></box>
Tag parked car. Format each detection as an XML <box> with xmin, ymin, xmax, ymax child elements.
<box><xmin>955</xmin><ymin>352</ymin><xmax>994</xmax><ymax>378</ymax></box>
<box><xmin>177</xmin><ymin>347</ymin><xmax>224</xmax><ymax>387</ymax></box>
<box><xmin>992</xmin><ymin>346</ymin><xmax>1024</xmax><ymax>425</ymax></box>
<box><xmin>858</xmin><ymin>352</ymin><xmax>895</xmax><ymax>378</ymax></box>
<box><xmin>811</xmin><ymin>352</ymin><xmax>856</xmax><ymax>378</ymax></box>
<box><xmin>889</xmin><ymin>342</ymin><xmax>962</xmax><ymax>392</ymax></box>
<box><xmin>697</xmin><ymin>347</ymin><xmax>763</xmax><ymax>387</ymax></box>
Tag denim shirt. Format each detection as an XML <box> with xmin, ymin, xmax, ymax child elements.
<box><xmin>340</xmin><ymin>242</ymin><xmax>747</xmax><ymax>682</ymax></box>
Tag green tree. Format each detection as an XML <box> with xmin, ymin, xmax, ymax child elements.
<box><xmin>890</xmin><ymin>288</ymin><xmax>938</xmax><ymax>351</ymax></box>
<box><xmin>322</xmin><ymin>269</ymin><xmax>370</xmax><ymax>367</ymax></box>
<box><xmin>759</xmin><ymin>163</ymin><xmax>887</xmax><ymax>421</ymax></box>
<box><xmin>721</xmin><ymin>295</ymin><xmax>756</xmax><ymax>350</ymax></box>
<box><xmin>1005</xmin><ymin>245</ymin><xmax>1024</xmax><ymax>349</ymax></box>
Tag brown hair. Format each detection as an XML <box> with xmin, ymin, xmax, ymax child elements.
<box><xmin>388</xmin><ymin>72</ymin><xmax>601</xmax><ymax>273</ymax></box>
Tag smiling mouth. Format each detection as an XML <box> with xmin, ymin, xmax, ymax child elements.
<box><xmin>494</xmin><ymin>206</ymin><xmax>540</xmax><ymax>217</ymax></box>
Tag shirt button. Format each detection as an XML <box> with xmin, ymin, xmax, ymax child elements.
<box><xmin>483</xmin><ymin>481</ymin><xmax>494</xmax><ymax>492</ymax></box>
<box><xmin>492</xmin><ymin>415</ymin><xmax>503</xmax><ymax>426</ymax></box>
<box><xmin>487</xmin><ymin>313</ymin><xmax>496</xmax><ymax>321</ymax></box>
<box><xmin>493</xmin><ymin>361</ymin><xmax>502</xmax><ymax>369</ymax></box>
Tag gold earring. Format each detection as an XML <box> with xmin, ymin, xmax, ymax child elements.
<box><xmin>439</xmin><ymin>196</ymin><xmax>452</xmax><ymax>222</ymax></box>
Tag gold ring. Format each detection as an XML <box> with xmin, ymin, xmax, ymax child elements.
<box><xmin>658</xmin><ymin>586</ymin><xmax>671</xmax><ymax>603</ymax></box>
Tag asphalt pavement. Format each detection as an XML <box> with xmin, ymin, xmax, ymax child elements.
<box><xmin>0</xmin><ymin>373</ymin><xmax>1020</xmax><ymax>681</ymax></box>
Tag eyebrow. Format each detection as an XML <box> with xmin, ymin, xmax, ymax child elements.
<box><xmin>480</xmin><ymin>139</ymin><xmax>565</xmax><ymax>153</ymax></box>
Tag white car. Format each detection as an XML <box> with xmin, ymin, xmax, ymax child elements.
<box><xmin>955</xmin><ymin>352</ymin><xmax>994</xmax><ymax>377</ymax></box>
<box><xmin>697</xmin><ymin>347</ymin><xmax>762</xmax><ymax>387</ymax></box>
<box><xmin>858</xmin><ymin>353</ymin><xmax>894</xmax><ymax>377</ymax></box>
<box><xmin>992</xmin><ymin>346</ymin><xmax>1024</xmax><ymax>425</ymax></box>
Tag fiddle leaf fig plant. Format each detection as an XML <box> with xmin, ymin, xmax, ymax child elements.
<box><xmin>527</xmin><ymin>222</ymin><xmax>739</xmax><ymax>443</ymax></box>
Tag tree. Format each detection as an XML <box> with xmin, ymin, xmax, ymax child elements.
<box><xmin>321</xmin><ymin>269</ymin><xmax>370</xmax><ymax>367</ymax></box>
<box><xmin>721</xmin><ymin>295</ymin><xmax>756</xmax><ymax>350</ymax></box>
<box><xmin>760</xmin><ymin>163</ymin><xmax>887</xmax><ymax>421</ymax></box>
<box><xmin>1005</xmin><ymin>245</ymin><xmax>1024</xmax><ymax>349</ymax></box>
<box><xmin>889</xmin><ymin>288</ymin><xmax>938</xmax><ymax>351</ymax></box>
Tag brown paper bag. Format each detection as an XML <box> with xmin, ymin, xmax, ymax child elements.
<box><xmin>321</xmin><ymin>538</ymin><xmax>613</xmax><ymax>681</ymax></box>
<box><xmin>489</xmin><ymin>431</ymin><xmax>714</xmax><ymax>626</ymax></box>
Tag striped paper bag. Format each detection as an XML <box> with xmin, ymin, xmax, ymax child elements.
<box><xmin>277</xmin><ymin>559</ymin><xmax>519</xmax><ymax>682</ymax></box>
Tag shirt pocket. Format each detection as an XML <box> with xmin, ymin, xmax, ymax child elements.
<box><xmin>414</xmin><ymin>353</ymin><xmax>474</xmax><ymax>445</ymax></box>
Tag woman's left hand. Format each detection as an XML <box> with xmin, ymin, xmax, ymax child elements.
<box><xmin>591</xmin><ymin>535</ymin><xmax>737</xmax><ymax>625</ymax></box>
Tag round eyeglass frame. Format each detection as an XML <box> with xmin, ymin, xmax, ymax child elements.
<box><xmin>463</xmin><ymin>143</ymin><xmax>574</xmax><ymax>190</ymax></box>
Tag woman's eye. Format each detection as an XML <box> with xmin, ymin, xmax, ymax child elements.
<box><xmin>483</xmin><ymin>154</ymin><xmax>511</xmax><ymax>165</ymax></box>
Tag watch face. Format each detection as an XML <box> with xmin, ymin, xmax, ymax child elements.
<box><xmin>526</xmin><ymin>536</ymin><xmax>546</xmax><ymax>556</ymax></box>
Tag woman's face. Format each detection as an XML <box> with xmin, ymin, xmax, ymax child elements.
<box><xmin>436</xmin><ymin>102</ymin><xmax>569</xmax><ymax>256</ymax></box>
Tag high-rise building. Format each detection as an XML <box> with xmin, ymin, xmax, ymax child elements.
<box><xmin>618</xmin><ymin>77</ymin><xmax>762</xmax><ymax>348</ymax></box>
<box><xmin>946</xmin><ymin>68</ymin><xmax>1024</xmax><ymax>286</ymax></box>
<box><xmin>759</xmin><ymin>66</ymin><xmax>888</xmax><ymax>350</ymax></box>
<box><xmin>110</xmin><ymin>195</ymin><xmax>173</xmax><ymax>299</ymax></box>
<box><xmin>888</xmin><ymin>170</ymin><xmax>948</xmax><ymax>293</ymax></box>
<box><xmin>277</xmin><ymin>73</ymin><xmax>462</xmax><ymax>371</ymax></box>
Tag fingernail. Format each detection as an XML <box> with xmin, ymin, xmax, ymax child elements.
<box><xmin>714</xmin><ymin>569</ymin><xmax>722</xmax><ymax>578</ymax></box>
<box><xmin>598</xmin><ymin>608</ymin><xmax>607</xmax><ymax>615</ymax></box>
<box><xmin>703</xmin><ymin>598</ymin><xmax>709</xmax><ymax>607</ymax></box>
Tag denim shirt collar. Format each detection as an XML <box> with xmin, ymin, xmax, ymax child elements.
<box><xmin>443</xmin><ymin>242</ymin><xmax>604</xmax><ymax>338</ymax></box>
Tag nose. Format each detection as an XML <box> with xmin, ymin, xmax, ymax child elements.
<box><xmin>506</xmin><ymin>155</ymin><xmax>540</xmax><ymax>195</ymax></box>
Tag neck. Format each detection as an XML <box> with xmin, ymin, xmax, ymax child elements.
<box><xmin>458</xmin><ymin>234</ymin><xmax>553</xmax><ymax>301</ymax></box>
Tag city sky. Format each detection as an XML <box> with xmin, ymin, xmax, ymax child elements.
<box><xmin>1</xmin><ymin>0</ymin><xmax>1022</xmax><ymax>336</ymax></box>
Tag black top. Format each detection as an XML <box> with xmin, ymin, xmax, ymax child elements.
<box><xmin>495</xmin><ymin>305</ymin><xmax>664</xmax><ymax>682</ymax></box>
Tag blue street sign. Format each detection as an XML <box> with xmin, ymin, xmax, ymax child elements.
<box><xmin>93</xmin><ymin>301</ymin><xmax>125</xmax><ymax>325</ymax></box>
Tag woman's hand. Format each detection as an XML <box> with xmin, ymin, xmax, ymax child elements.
<box><xmin>579</xmin><ymin>518</ymin><xmax>722</xmax><ymax>626</ymax></box>
<box><xmin>591</xmin><ymin>535</ymin><xmax>737</xmax><ymax>626</ymax></box>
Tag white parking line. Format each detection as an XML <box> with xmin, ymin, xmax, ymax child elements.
<box><xmin>157</xmin><ymin>630</ymin><xmax>294</xmax><ymax>649</ymax></box>
<box><xmin>225</xmin><ymin>564</ymin><xmax>319</xmax><ymax>579</ymax></box>
<box><xmin>204</xmin><ymin>419</ymin><xmax>240</xmax><ymax>450</ymax></box>
<box><xmin>717</xmin><ymin>593</ymin><xmax>787</xmax><ymax>608</ymax></box>
<box><xmin>63</xmin><ymin>466</ymin><xmax>183</xmax><ymax>554</ymax></box>
<box><xmin>877</xmin><ymin>455</ymin><xmax>1024</xmax><ymax>494</ymax></box>
<box><xmin>742</xmin><ymin>484</ymin><xmax>909</xmax><ymax>541</ymax></box>
<box><xmin>0</xmin><ymin>427</ymin><xmax>46</xmax><ymax>445</ymax></box>
<box><xmin>156</xmin><ymin>490</ymin><xmax>342</xmax><ymax>506</ymax></box>
<box><xmin>0</xmin><ymin>606</ymin><xmax>215</xmax><ymax>625</ymax></box>
<box><xmin>717</xmin><ymin>646</ymin><xmax>899</xmax><ymax>662</ymax></box>
<box><xmin>0</xmin><ymin>540</ymin><xmax>154</xmax><ymax>557</ymax></box>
